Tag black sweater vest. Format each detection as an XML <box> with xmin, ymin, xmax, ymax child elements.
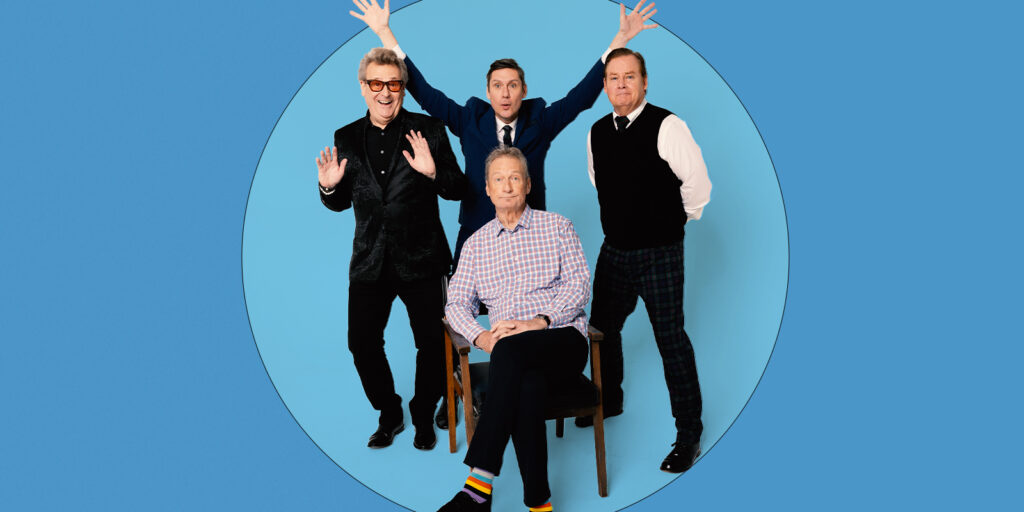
<box><xmin>591</xmin><ymin>104</ymin><xmax>686</xmax><ymax>250</ymax></box>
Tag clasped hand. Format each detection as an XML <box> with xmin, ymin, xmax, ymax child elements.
<box><xmin>473</xmin><ymin>318</ymin><xmax>547</xmax><ymax>354</ymax></box>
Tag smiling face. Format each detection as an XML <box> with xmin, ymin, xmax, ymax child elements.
<box><xmin>485</xmin><ymin>155</ymin><xmax>531</xmax><ymax>214</ymax></box>
<box><xmin>361</xmin><ymin>62</ymin><xmax>404</xmax><ymax>128</ymax></box>
<box><xmin>486</xmin><ymin>68</ymin><xmax>527</xmax><ymax>125</ymax></box>
<box><xmin>603</xmin><ymin>54</ymin><xmax>647</xmax><ymax>116</ymax></box>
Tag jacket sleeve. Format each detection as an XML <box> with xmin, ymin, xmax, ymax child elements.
<box><xmin>539</xmin><ymin>58</ymin><xmax>605</xmax><ymax>139</ymax></box>
<box><xmin>404</xmin><ymin>55</ymin><xmax>469</xmax><ymax>138</ymax></box>
<box><xmin>428</xmin><ymin>121</ymin><xmax>467</xmax><ymax>201</ymax></box>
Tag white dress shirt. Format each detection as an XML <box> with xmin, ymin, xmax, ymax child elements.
<box><xmin>586</xmin><ymin>100</ymin><xmax>712</xmax><ymax>220</ymax></box>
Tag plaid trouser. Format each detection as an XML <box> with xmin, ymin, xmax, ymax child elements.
<box><xmin>589</xmin><ymin>238</ymin><xmax>703</xmax><ymax>444</ymax></box>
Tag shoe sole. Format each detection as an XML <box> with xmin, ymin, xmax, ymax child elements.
<box><xmin>413</xmin><ymin>436</ymin><xmax>437</xmax><ymax>450</ymax></box>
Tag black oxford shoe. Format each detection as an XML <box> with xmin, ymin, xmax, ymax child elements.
<box><xmin>435</xmin><ymin>396</ymin><xmax>460</xmax><ymax>430</ymax></box>
<box><xmin>660</xmin><ymin>441</ymin><xmax>701</xmax><ymax>473</ymax></box>
<box><xmin>437</xmin><ymin>490</ymin><xmax>490</xmax><ymax>512</ymax></box>
<box><xmin>367</xmin><ymin>421</ymin><xmax>404</xmax><ymax>449</ymax></box>
<box><xmin>574</xmin><ymin>407</ymin><xmax>622</xmax><ymax>428</ymax></box>
<box><xmin>413</xmin><ymin>425</ymin><xmax>437</xmax><ymax>450</ymax></box>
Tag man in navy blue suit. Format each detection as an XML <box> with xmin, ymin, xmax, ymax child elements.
<box><xmin>351</xmin><ymin>0</ymin><xmax>657</xmax><ymax>266</ymax></box>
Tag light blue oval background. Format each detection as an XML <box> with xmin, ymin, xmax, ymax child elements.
<box><xmin>242</xmin><ymin>0</ymin><xmax>787</xmax><ymax>510</ymax></box>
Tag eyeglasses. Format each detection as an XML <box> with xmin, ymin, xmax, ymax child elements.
<box><xmin>364</xmin><ymin>79</ymin><xmax>404</xmax><ymax>92</ymax></box>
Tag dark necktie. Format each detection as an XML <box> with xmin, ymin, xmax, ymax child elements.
<box><xmin>501</xmin><ymin>125</ymin><xmax>513</xmax><ymax>147</ymax></box>
<box><xmin>615</xmin><ymin>115</ymin><xmax>630</xmax><ymax>132</ymax></box>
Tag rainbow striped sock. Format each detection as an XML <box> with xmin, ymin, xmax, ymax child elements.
<box><xmin>461</xmin><ymin>469</ymin><xmax>493</xmax><ymax>504</ymax></box>
<box><xmin>528</xmin><ymin>501</ymin><xmax>553</xmax><ymax>511</ymax></box>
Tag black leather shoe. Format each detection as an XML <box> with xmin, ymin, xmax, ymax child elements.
<box><xmin>574</xmin><ymin>407</ymin><xmax>622</xmax><ymax>428</ymax></box>
<box><xmin>660</xmin><ymin>441</ymin><xmax>701</xmax><ymax>473</ymax></box>
<box><xmin>436</xmin><ymin>396</ymin><xmax>460</xmax><ymax>430</ymax></box>
<box><xmin>413</xmin><ymin>425</ymin><xmax>437</xmax><ymax>450</ymax></box>
<box><xmin>367</xmin><ymin>421</ymin><xmax>404</xmax><ymax>448</ymax></box>
<box><xmin>437</xmin><ymin>490</ymin><xmax>490</xmax><ymax>512</ymax></box>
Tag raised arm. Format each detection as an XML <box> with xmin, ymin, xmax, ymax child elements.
<box><xmin>350</xmin><ymin>0</ymin><xmax>468</xmax><ymax>135</ymax></box>
<box><xmin>540</xmin><ymin>2</ymin><xmax>658</xmax><ymax>137</ymax></box>
<box><xmin>350</xmin><ymin>0</ymin><xmax>399</xmax><ymax>48</ymax></box>
<box><xmin>402</xmin><ymin>122</ymin><xmax>466</xmax><ymax>200</ymax></box>
<box><xmin>610</xmin><ymin>0</ymin><xmax>658</xmax><ymax>50</ymax></box>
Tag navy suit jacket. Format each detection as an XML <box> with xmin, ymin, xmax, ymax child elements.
<box><xmin>403</xmin><ymin>55</ymin><xmax>604</xmax><ymax>257</ymax></box>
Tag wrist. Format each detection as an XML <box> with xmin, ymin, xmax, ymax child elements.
<box><xmin>534</xmin><ymin>314</ymin><xmax>551</xmax><ymax>329</ymax></box>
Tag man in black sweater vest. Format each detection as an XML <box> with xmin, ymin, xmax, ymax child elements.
<box><xmin>578</xmin><ymin>48</ymin><xmax>712</xmax><ymax>474</ymax></box>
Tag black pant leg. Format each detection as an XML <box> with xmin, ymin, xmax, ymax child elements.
<box><xmin>348</xmin><ymin>279</ymin><xmax>402</xmax><ymax>420</ymax></box>
<box><xmin>637</xmin><ymin>240</ymin><xmax>702</xmax><ymax>444</ymax></box>
<box><xmin>397</xmin><ymin>275</ymin><xmax>446</xmax><ymax>428</ymax></box>
<box><xmin>588</xmin><ymin>243</ymin><xmax>640</xmax><ymax>410</ymax></box>
<box><xmin>463</xmin><ymin>328</ymin><xmax>587</xmax><ymax>505</ymax></box>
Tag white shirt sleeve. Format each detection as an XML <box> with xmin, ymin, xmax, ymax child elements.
<box><xmin>586</xmin><ymin>128</ymin><xmax>596</xmax><ymax>187</ymax></box>
<box><xmin>657</xmin><ymin>115</ymin><xmax>711</xmax><ymax>220</ymax></box>
<box><xmin>391</xmin><ymin>45</ymin><xmax>406</xmax><ymax>60</ymax></box>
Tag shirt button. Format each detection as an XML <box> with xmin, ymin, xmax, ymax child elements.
<box><xmin>380</xmin><ymin>150</ymin><xmax>384</xmax><ymax>154</ymax></box>
<box><xmin>380</xmin><ymin>170</ymin><xmax>385</xmax><ymax>174</ymax></box>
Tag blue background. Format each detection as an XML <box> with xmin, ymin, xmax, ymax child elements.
<box><xmin>241</xmin><ymin>1</ymin><xmax>785</xmax><ymax>509</ymax></box>
<box><xmin>2</xmin><ymin>0</ymin><xmax>1020</xmax><ymax>510</ymax></box>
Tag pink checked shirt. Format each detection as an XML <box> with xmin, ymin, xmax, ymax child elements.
<box><xmin>445</xmin><ymin>206</ymin><xmax>591</xmax><ymax>344</ymax></box>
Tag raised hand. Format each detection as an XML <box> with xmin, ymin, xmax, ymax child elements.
<box><xmin>316</xmin><ymin>146</ymin><xmax>348</xmax><ymax>189</ymax></box>
<box><xmin>402</xmin><ymin>130</ymin><xmax>436</xmax><ymax>179</ymax></box>
<box><xmin>350</xmin><ymin>0</ymin><xmax>399</xmax><ymax>48</ymax></box>
<box><xmin>611</xmin><ymin>0</ymin><xmax>658</xmax><ymax>48</ymax></box>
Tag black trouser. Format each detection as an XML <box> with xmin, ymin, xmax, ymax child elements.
<box><xmin>347</xmin><ymin>266</ymin><xmax>445</xmax><ymax>429</ymax></box>
<box><xmin>463</xmin><ymin>327</ymin><xmax>588</xmax><ymax>507</ymax></box>
<box><xmin>589</xmin><ymin>239</ymin><xmax>703</xmax><ymax>444</ymax></box>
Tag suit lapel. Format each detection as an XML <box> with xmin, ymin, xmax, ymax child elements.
<box><xmin>513</xmin><ymin>101</ymin><xmax>537</xmax><ymax>147</ymax></box>
<box><xmin>478</xmin><ymin>107</ymin><xmax>500</xmax><ymax>147</ymax></box>
<box><xmin>478</xmin><ymin>100</ymin><xmax>538</xmax><ymax>148</ymax></box>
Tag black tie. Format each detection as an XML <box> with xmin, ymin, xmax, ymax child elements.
<box><xmin>501</xmin><ymin>125</ymin><xmax>513</xmax><ymax>147</ymax></box>
<box><xmin>615</xmin><ymin>115</ymin><xmax>630</xmax><ymax>132</ymax></box>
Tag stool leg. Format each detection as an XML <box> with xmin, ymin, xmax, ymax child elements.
<box><xmin>594</xmin><ymin>408</ymin><xmax>607</xmax><ymax>497</ymax></box>
<box><xmin>445</xmin><ymin>331</ymin><xmax>457</xmax><ymax>453</ymax></box>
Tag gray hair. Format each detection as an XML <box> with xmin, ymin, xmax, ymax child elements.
<box><xmin>484</xmin><ymin>146</ymin><xmax>529</xmax><ymax>181</ymax></box>
<box><xmin>357</xmin><ymin>47</ymin><xmax>409</xmax><ymax>84</ymax></box>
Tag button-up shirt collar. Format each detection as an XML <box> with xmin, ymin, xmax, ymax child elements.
<box><xmin>495</xmin><ymin>117</ymin><xmax>518</xmax><ymax>144</ymax></box>
<box><xmin>490</xmin><ymin>205</ymin><xmax>533</xmax><ymax>237</ymax></box>
<box><xmin>613</xmin><ymin>99</ymin><xmax>648</xmax><ymax>130</ymax></box>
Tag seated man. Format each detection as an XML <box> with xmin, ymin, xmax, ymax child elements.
<box><xmin>441</xmin><ymin>147</ymin><xmax>591</xmax><ymax>512</ymax></box>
